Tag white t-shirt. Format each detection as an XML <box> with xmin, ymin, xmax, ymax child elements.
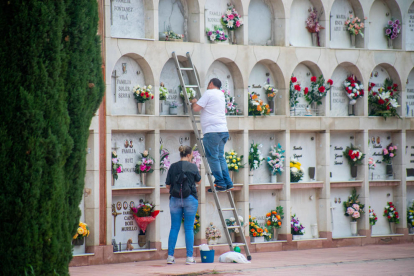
<box><xmin>196</xmin><ymin>89</ymin><xmax>228</xmax><ymax>134</ymax></box>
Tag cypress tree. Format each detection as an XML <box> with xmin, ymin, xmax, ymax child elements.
<box><xmin>0</xmin><ymin>0</ymin><xmax>103</xmax><ymax>275</ymax></box>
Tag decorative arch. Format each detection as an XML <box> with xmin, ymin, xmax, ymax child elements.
<box><xmin>368</xmin><ymin>0</ymin><xmax>402</xmax><ymax>50</ymax></box>
<box><xmin>248</xmin><ymin>0</ymin><xmax>285</xmax><ymax>46</ymax></box>
<box><xmin>290</xmin><ymin>0</ymin><xmax>327</xmax><ymax>47</ymax></box>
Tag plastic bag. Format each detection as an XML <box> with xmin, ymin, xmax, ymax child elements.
<box><xmin>219</xmin><ymin>252</ymin><xmax>250</xmax><ymax>264</ymax></box>
<box><xmin>199</xmin><ymin>244</ymin><xmax>210</xmax><ymax>251</ymax></box>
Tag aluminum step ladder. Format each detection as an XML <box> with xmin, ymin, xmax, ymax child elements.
<box><xmin>172</xmin><ymin>52</ymin><xmax>251</xmax><ymax>261</ymax></box>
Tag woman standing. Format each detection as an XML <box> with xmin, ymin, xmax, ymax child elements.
<box><xmin>166</xmin><ymin>145</ymin><xmax>201</xmax><ymax>265</ymax></box>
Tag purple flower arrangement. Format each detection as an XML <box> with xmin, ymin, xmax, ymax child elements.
<box><xmin>206</xmin><ymin>26</ymin><xmax>228</xmax><ymax>43</ymax></box>
<box><xmin>291</xmin><ymin>214</ymin><xmax>305</xmax><ymax>235</ymax></box>
<box><xmin>385</xmin><ymin>19</ymin><xmax>401</xmax><ymax>40</ymax></box>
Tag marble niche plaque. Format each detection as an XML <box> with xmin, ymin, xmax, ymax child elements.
<box><xmin>290</xmin><ymin>132</ymin><xmax>316</xmax><ymax>182</ymax></box>
<box><xmin>159</xmin><ymin>194</ymin><xmax>186</xmax><ymax>249</ymax></box>
<box><xmin>111</xmin><ymin>0</ymin><xmax>146</xmax><ymax>39</ymax></box>
<box><xmin>405</xmin><ymin>132</ymin><xmax>414</xmax><ymax>179</ymax></box>
<box><xmin>368</xmin><ymin>0</ymin><xmax>391</xmax><ymax>49</ymax></box>
<box><xmin>112</xmin><ymin>195</ymin><xmax>147</xmax><ymax>250</ymax></box>
<box><xmin>248</xmin><ymin>63</ymin><xmax>276</xmax><ymax>107</ymax></box>
<box><xmin>407</xmin><ymin>4</ymin><xmax>414</xmax><ymax>51</ymax></box>
<box><xmin>158</xmin><ymin>0</ymin><xmax>185</xmax><ymax>37</ymax></box>
<box><xmin>249</xmin><ymin>190</ymin><xmax>276</xmax><ymax>229</ymax></box>
<box><xmin>248</xmin><ymin>0</ymin><xmax>272</xmax><ymax>46</ymax></box>
<box><xmin>330</xmin><ymin>66</ymin><xmax>351</xmax><ymax>117</ymax></box>
<box><xmin>406</xmin><ymin>70</ymin><xmax>414</xmax><ymax>117</ymax></box>
<box><xmin>330</xmin><ymin>133</ymin><xmax>357</xmax><ymax>181</ymax></box>
<box><xmin>292</xmin><ymin>64</ymin><xmax>312</xmax><ymax>115</ymax></box>
<box><xmin>159</xmin><ymin>59</ymin><xmax>190</xmax><ymax>115</ymax></box>
<box><xmin>204</xmin><ymin>0</ymin><xmax>229</xmax><ymax>44</ymax></box>
<box><xmin>111</xmin><ymin>56</ymin><xmax>145</xmax><ymax>115</ymax></box>
<box><xmin>368</xmin><ymin>132</ymin><xmax>393</xmax><ymax>180</ymax></box>
<box><xmin>289</xmin><ymin>0</ymin><xmax>313</xmax><ymax>47</ymax></box>
<box><xmin>250</xmin><ymin>132</ymin><xmax>276</xmax><ymax>184</ymax></box>
<box><xmin>205</xmin><ymin>61</ymin><xmax>235</xmax><ymax>94</ymax></box>
<box><xmin>111</xmin><ymin>133</ymin><xmax>145</xmax><ymax>188</ymax></box>
<box><xmin>330</xmin><ymin>0</ymin><xmax>354</xmax><ymax>48</ymax></box>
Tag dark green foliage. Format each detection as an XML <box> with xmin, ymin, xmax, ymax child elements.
<box><xmin>0</xmin><ymin>0</ymin><xmax>103</xmax><ymax>275</ymax></box>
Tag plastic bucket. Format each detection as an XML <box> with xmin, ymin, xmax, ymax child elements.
<box><xmin>200</xmin><ymin>250</ymin><xmax>215</xmax><ymax>263</ymax></box>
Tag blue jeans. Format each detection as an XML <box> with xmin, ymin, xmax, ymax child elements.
<box><xmin>168</xmin><ymin>195</ymin><xmax>198</xmax><ymax>257</ymax></box>
<box><xmin>203</xmin><ymin>132</ymin><xmax>233</xmax><ymax>189</ymax></box>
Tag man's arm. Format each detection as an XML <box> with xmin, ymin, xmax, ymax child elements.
<box><xmin>191</xmin><ymin>98</ymin><xmax>203</xmax><ymax>112</ymax></box>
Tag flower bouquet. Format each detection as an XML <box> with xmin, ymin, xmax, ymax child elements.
<box><xmin>249</xmin><ymin>216</ymin><xmax>264</xmax><ymax>242</ymax></box>
<box><xmin>306</xmin><ymin>8</ymin><xmax>324</xmax><ymax>46</ymax></box>
<box><xmin>383</xmin><ymin>143</ymin><xmax>397</xmax><ymax>176</ymax></box>
<box><xmin>263</xmin><ymin>82</ymin><xmax>278</xmax><ymax>114</ymax></box>
<box><xmin>183</xmin><ymin>212</ymin><xmax>201</xmax><ymax>234</ymax></box>
<box><xmin>368</xmin><ymin>79</ymin><xmax>400</xmax><ymax>119</ymax></box>
<box><xmin>111</xmin><ymin>151</ymin><xmax>123</xmax><ymax>184</ymax></box>
<box><xmin>291</xmin><ymin>214</ymin><xmax>305</xmax><ymax>239</ymax></box>
<box><xmin>221</xmin><ymin>4</ymin><xmax>243</xmax><ymax>44</ymax></box>
<box><xmin>266</xmin><ymin>206</ymin><xmax>284</xmax><ymax>240</ymax></box>
<box><xmin>267</xmin><ymin>143</ymin><xmax>285</xmax><ymax>179</ymax></box>
<box><xmin>159</xmin><ymin>83</ymin><xmax>169</xmax><ymax>101</ymax></box>
<box><xmin>134</xmin><ymin>150</ymin><xmax>154</xmax><ymax>186</ymax></box>
<box><xmin>290</xmin><ymin>158</ymin><xmax>304</xmax><ymax>182</ymax></box>
<box><xmin>169</xmin><ymin>101</ymin><xmax>180</xmax><ymax>115</ymax></box>
<box><xmin>206</xmin><ymin>222</ymin><xmax>221</xmax><ymax>245</ymax></box>
<box><xmin>133</xmin><ymin>85</ymin><xmax>153</xmax><ymax>114</ymax></box>
<box><xmin>368</xmin><ymin>157</ymin><xmax>376</xmax><ymax>170</ymax></box>
<box><xmin>343</xmin><ymin>188</ymin><xmax>365</xmax><ymax>222</ymax></box>
<box><xmin>164</xmin><ymin>30</ymin><xmax>184</xmax><ymax>41</ymax></box>
<box><xmin>289</xmin><ymin>76</ymin><xmax>301</xmax><ymax>115</ymax></box>
<box><xmin>160</xmin><ymin>145</ymin><xmax>170</xmax><ymax>175</ymax></box>
<box><xmin>225</xmin><ymin>216</ymin><xmax>244</xmax><ymax>236</ymax></box>
<box><xmin>222</xmin><ymin>81</ymin><xmax>241</xmax><ymax>115</ymax></box>
<box><xmin>345</xmin><ymin>15</ymin><xmax>365</xmax><ymax>37</ymax></box>
<box><xmin>180</xmin><ymin>86</ymin><xmax>196</xmax><ymax>113</ymax></box>
<box><xmin>304</xmin><ymin>75</ymin><xmax>332</xmax><ymax>115</ymax></box>
<box><xmin>248</xmin><ymin>91</ymin><xmax>270</xmax><ymax>116</ymax></box>
<box><xmin>73</xmin><ymin>222</ymin><xmax>90</xmax><ymax>245</ymax></box>
<box><xmin>384</xmin><ymin>201</ymin><xmax>399</xmax><ymax>234</ymax></box>
<box><xmin>408</xmin><ymin>202</ymin><xmax>414</xmax><ymax>233</ymax></box>
<box><xmin>343</xmin><ymin>144</ymin><xmax>365</xmax><ymax>179</ymax></box>
<box><xmin>206</xmin><ymin>25</ymin><xmax>228</xmax><ymax>43</ymax></box>
<box><xmin>369</xmin><ymin>206</ymin><xmax>378</xmax><ymax>226</ymax></box>
<box><xmin>384</xmin><ymin>19</ymin><xmax>401</xmax><ymax>48</ymax></box>
<box><xmin>225</xmin><ymin>150</ymin><xmax>244</xmax><ymax>183</ymax></box>
<box><xmin>131</xmin><ymin>202</ymin><xmax>159</xmax><ymax>233</ymax></box>
<box><xmin>249</xmin><ymin>142</ymin><xmax>265</xmax><ymax>171</ymax></box>
<box><xmin>343</xmin><ymin>75</ymin><xmax>364</xmax><ymax>109</ymax></box>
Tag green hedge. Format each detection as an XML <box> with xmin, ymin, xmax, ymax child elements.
<box><xmin>0</xmin><ymin>0</ymin><xmax>104</xmax><ymax>275</ymax></box>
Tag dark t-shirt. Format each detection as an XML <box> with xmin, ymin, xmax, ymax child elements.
<box><xmin>166</xmin><ymin>161</ymin><xmax>201</xmax><ymax>200</ymax></box>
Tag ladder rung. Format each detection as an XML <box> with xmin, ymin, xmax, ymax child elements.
<box><xmin>193</xmin><ymin>120</ymin><xmax>200</xmax><ymax>123</ymax></box>
<box><xmin>184</xmin><ymin>85</ymin><xmax>198</xmax><ymax>88</ymax></box>
<box><xmin>221</xmin><ymin>208</ymin><xmax>235</xmax><ymax>211</ymax></box>
<box><xmin>180</xmin><ymin>67</ymin><xmax>193</xmax><ymax>71</ymax></box>
<box><xmin>227</xmin><ymin>226</ymin><xmax>241</xmax><ymax>229</ymax></box>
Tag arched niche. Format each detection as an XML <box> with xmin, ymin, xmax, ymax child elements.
<box><xmin>369</xmin><ymin>64</ymin><xmax>402</xmax><ymax>116</ymax></box>
<box><xmin>159</xmin><ymin>57</ymin><xmax>199</xmax><ymax>115</ymax></box>
<box><xmin>290</xmin><ymin>0</ymin><xmax>326</xmax><ymax>47</ymax></box>
<box><xmin>291</xmin><ymin>61</ymin><xmax>324</xmax><ymax>116</ymax></box>
<box><xmin>158</xmin><ymin>0</ymin><xmax>200</xmax><ymax>42</ymax></box>
<box><xmin>329</xmin><ymin>63</ymin><xmax>364</xmax><ymax>117</ymax></box>
<box><xmin>204</xmin><ymin>0</ymin><xmax>244</xmax><ymax>45</ymax></box>
<box><xmin>110</xmin><ymin>0</ymin><xmax>155</xmax><ymax>39</ymax></box>
<box><xmin>405</xmin><ymin>68</ymin><xmax>414</xmax><ymax>117</ymax></box>
<box><xmin>205</xmin><ymin>59</ymin><xmax>245</xmax><ymax>115</ymax></box>
<box><xmin>248</xmin><ymin>0</ymin><xmax>285</xmax><ymax>46</ymax></box>
<box><xmin>330</xmin><ymin>0</ymin><xmax>364</xmax><ymax>48</ymax></box>
<box><xmin>368</xmin><ymin>0</ymin><xmax>402</xmax><ymax>50</ymax></box>
<box><xmin>111</xmin><ymin>55</ymin><xmax>154</xmax><ymax>115</ymax></box>
<box><xmin>248</xmin><ymin>60</ymin><xmax>285</xmax><ymax>115</ymax></box>
<box><xmin>406</xmin><ymin>2</ymin><xmax>414</xmax><ymax>51</ymax></box>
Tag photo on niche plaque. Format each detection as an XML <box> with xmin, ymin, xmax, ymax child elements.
<box><xmin>407</xmin><ymin>168</ymin><xmax>414</xmax><ymax>177</ymax></box>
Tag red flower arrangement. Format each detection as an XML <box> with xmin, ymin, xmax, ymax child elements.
<box><xmin>383</xmin><ymin>202</ymin><xmax>399</xmax><ymax>224</ymax></box>
<box><xmin>304</xmin><ymin>75</ymin><xmax>332</xmax><ymax>106</ymax></box>
<box><xmin>343</xmin><ymin>75</ymin><xmax>364</xmax><ymax>105</ymax></box>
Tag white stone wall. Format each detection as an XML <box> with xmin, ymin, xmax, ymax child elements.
<box><xmin>91</xmin><ymin>0</ymin><xmax>414</xmax><ymax>253</ymax></box>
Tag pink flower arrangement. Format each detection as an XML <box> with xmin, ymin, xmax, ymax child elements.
<box><xmin>352</xmin><ymin>211</ymin><xmax>360</xmax><ymax>219</ymax></box>
<box><xmin>221</xmin><ymin>5</ymin><xmax>243</xmax><ymax>30</ymax></box>
<box><xmin>345</xmin><ymin>15</ymin><xmax>366</xmax><ymax>37</ymax></box>
<box><xmin>111</xmin><ymin>151</ymin><xmax>123</xmax><ymax>180</ymax></box>
<box><xmin>382</xmin><ymin>143</ymin><xmax>397</xmax><ymax>165</ymax></box>
<box><xmin>135</xmin><ymin>150</ymin><xmax>155</xmax><ymax>174</ymax></box>
<box><xmin>352</xmin><ymin>204</ymin><xmax>360</xmax><ymax>211</ymax></box>
<box><xmin>368</xmin><ymin>157</ymin><xmax>376</xmax><ymax>170</ymax></box>
<box><xmin>160</xmin><ymin>146</ymin><xmax>171</xmax><ymax>174</ymax></box>
<box><xmin>191</xmin><ymin>149</ymin><xmax>202</xmax><ymax>170</ymax></box>
<box><xmin>347</xmin><ymin>207</ymin><xmax>354</xmax><ymax>215</ymax></box>
<box><xmin>305</xmin><ymin>8</ymin><xmax>324</xmax><ymax>33</ymax></box>
<box><xmin>344</xmin><ymin>188</ymin><xmax>365</xmax><ymax>222</ymax></box>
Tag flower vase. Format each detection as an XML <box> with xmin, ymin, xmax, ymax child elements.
<box><xmin>272</xmin><ymin>228</ymin><xmax>278</xmax><ymax>241</ymax></box>
<box><xmin>305</xmin><ymin>105</ymin><xmax>312</xmax><ymax>116</ymax></box>
<box><xmin>409</xmin><ymin>225</ymin><xmax>414</xmax><ymax>234</ymax></box>
<box><xmin>311</xmin><ymin>33</ymin><xmax>318</xmax><ymax>46</ymax></box>
<box><xmin>271</xmin><ymin>174</ymin><xmax>277</xmax><ymax>183</ymax></box>
<box><xmin>311</xmin><ymin>102</ymin><xmax>318</xmax><ymax>116</ymax></box>
<box><xmin>350</xmin><ymin>166</ymin><xmax>357</xmax><ymax>180</ymax></box>
<box><xmin>350</xmin><ymin>221</ymin><xmax>358</xmax><ymax>236</ymax></box>
<box><xmin>230</xmin><ymin>30</ymin><xmax>236</xmax><ymax>45</ymax></box>
<box><xmin>386</xmin><ymin>164</ymin><xmax>393</xmax><ymax>176</ymax></box>
<box><xmin>160</xmin><ymin>100</ymin><xmax>164</xmax><ymax>113</ymax></box>
<box><xmin>230</xmin><ymin>232</ymin><xmax>236</xmax><ymax>243</ymax></box>
<box><xmin>159</xmin><ymin>32</ymin><xmax>167</xmax><ymax>41</ymax></box>
<box><xmin>292</xmin><ymin>235</ymin><xmax>302</xmax><ymax>240</ymax></box>
<box><xmin>138</xmin><ymin>232</ymin><xmax>146</xmax><ymax>247</ymax></box>
<box><xmin>249</xmin><ymin>172</ymin><xmax>254</xmax><ymax>184</ymax></box>
<box><xmin>72</xmin><ymin>237</ymin><xmax>84</xmax><ymax>246</ymax></box>
<box><xmin>140</xmin><ymin>173</ymin><xmax>147</xmax><ymax>187</ymax></box>
<box><xmin>183</xmin><ymin>102</ymin><xmax>188</xmax><ymax>114</ymax></box>
<box><xmin>388</xmin><ymin>38</ymin><xmax>393</xmax><ymax>49</ymax></box>
<box><xmin>250</xmin><ymin>236</ymin><xmax>255</xmax><ymax>243</ymax></box>
<box><xmin>348</xmin><ymin>100</ymin><xmax>356</xmax><ymax>116</ymax></box>
<box><xmin>290</xmin><ymin>107</ymin><xmax>295</xmax><ymax>116</ymax></box>
<box><xmin>208</xmin><ymin>239</ymin><xmax>215</xmax><ymax>245</ymax></box>
<box><xmin>267</xmin><ymin>97</ymin><xmax>275</xmax><ymax>114</ymax></box>
<box><xmin>229</xmin><ymin>170</ymin><xmax>235</xmax><ymax>183</ymax></box>
<box><xmin>169</xmin><ymin>106</ymin><xmax>178</xmax><ymax>115</ymax></box>
<box><xmin>370</xmin><ymin>225</ymin><xmax>373</xmax><ymax>235</ymax></box>
<box><xmin>210</xmin><ymin>40</ymin><xmax>218</xmax><ymax>44</ymax></box>
<box><xmin>137</xmin><ymin>102</ymin><xmax>145</xmax><ymax>114</ymax></box>
<box><xmin>350</xmin><ymin>34</ymin><xmax>356</xmax><ymax>48</ymax></box>
<box><xmin>389</xmin><ymin>222</ymin><xmax>395</xmax><ymax>234</ymax></box>
<box><xmin>308</xmin><ymin>167</ymin><xmax>316</xmax><ymax>181</ymax></box>
<box><xmin>112</xmin><ymin>176</ymin><xmax>115</xmax><ymax>187</ymax></box>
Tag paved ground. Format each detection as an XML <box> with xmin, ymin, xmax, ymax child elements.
<box><xmin>70</xmin><ymin>244</ymin><xmax>414</xmax><ymax>276</ymax></box>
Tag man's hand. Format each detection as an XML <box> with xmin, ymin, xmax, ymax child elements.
<box><xmin>191</xmin><ymin>98</ymin><xmax>202</xmax><ymax>112</ymax></box>
<box><xmin>191</xmin><ymin>98</ymin><xmax>198</xmax><ymax>104</ymax></box>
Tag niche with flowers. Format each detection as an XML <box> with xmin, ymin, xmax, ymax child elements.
<box><xmin>406</xmin><ymin>68</ymin><xmax>414</xmax><ymax>117</ymax></box>
<box><xmin>407</xmin><ymin>2</ymin><xmax>414</xmax><ymax>51</ymax></box>
<box><xmin>369</xmin><ymin>186</ymin><xmax>396</xmax><ymax>235</ymax></box>
<box><xmin>249</xmin><ymin>190</ymin><xmax>280</xmax><ymax>236</ymax></box>
<box><xmin>290</xmin><ymin>132</ymin><xmax>318</xmax><ymax>183</ymax></box>
<box><xmin>405</xmin><ymin>132</ymin><xmax>414</xmax><ymax>181</ymax></box>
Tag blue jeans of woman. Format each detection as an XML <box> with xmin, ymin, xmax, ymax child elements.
<box><xmin>203</xmin><ymin>132</ymin><xmax>233</xmax><ymax>189</ymax></box>
<box><xmin>168</xmin><ymin>195</ymin><xmax>198</xmax><ymax>257</ymax></box>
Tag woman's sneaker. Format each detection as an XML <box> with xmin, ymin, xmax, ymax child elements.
<box><xmin>167</xmin><ymin>255</ymin><xmax>175</xmax><ymax>264</ymax></box>
<box><xmin>186</xmin><ymin>257</ymin><xmax>196</xmax><ymax>265</ymax></box>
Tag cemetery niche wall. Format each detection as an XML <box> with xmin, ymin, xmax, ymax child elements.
<box><xmin>158</xmin><ymin>0</ymin><xmax>200</xmax><ymax>42</ymax></box>
<box><xmin>407</xmin><ymin>2</ymin><xmax>414</xmax><ymax>51</ymax></box>
<box><xmin>329</xmin><ymin>0</ymin><xmax>364</xmax><ymax>49</ymax></box>
<box><xmin>111</xmin><ymin>55</ymin><xmax>154</xmax><ymax>115</ymax></box>
<box><xmin>289</xmin><ymin>0</ymin><xmax>326</xmax><ymax>47</ymax></box>
<box><xmin>405</xmin><ymin>132</ymin><xmax>414</xmax><ymax>181</ymax></box>
<box><xmin>110</xmin><ymin>0</ymin><xmax>154</xmax><ymax>39</ymax></box>
<box><xmin>368</xmin><ymin>0</ymin><xmax>402</xmax><ymax>50</ymax></box>
<box><xmin>406</xmin><ymin>69</ymin><xmax>414</xmax><ymax>117</ymax></box>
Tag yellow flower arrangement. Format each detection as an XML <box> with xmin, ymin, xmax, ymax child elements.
<box><xmin>73</xmin><ymin>221</ymin><xmax>90</xmax><ymax>240</ymax></box>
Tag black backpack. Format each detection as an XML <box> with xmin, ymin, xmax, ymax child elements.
<box><xmin>171</xmin><ymin>164</ymin><xmax>191</xmax><ymax>199</ymax></box>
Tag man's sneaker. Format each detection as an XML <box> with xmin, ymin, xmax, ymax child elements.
<box><xmin>226</xmin><ymin>186</ymin><xmax>234</xmax><ymax>191</ymax></box>
<box><xmin>167</xmin><ymin>255</ymin><xmax>175</xmax><ymax>264</ymax></box>
<box><xmin>208</xmin><ymin>186</ymin><xmax>226</xmax><ymax>193</ymax></box>
<box><xmin>186</xmin><ymin>257</ymin><xmax>196</xmax><ymax>265</ymax></box>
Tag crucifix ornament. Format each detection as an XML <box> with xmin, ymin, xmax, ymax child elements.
<box><xmin>112</xmin><ymin>204</ymin><xmax>122</xmax><ymax>236</ymax></box>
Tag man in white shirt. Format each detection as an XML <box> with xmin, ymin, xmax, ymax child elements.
<box><xmin>191</xmin><ymin>78</ymin><xmax>233</xmax><ymax>192</ymax></box>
